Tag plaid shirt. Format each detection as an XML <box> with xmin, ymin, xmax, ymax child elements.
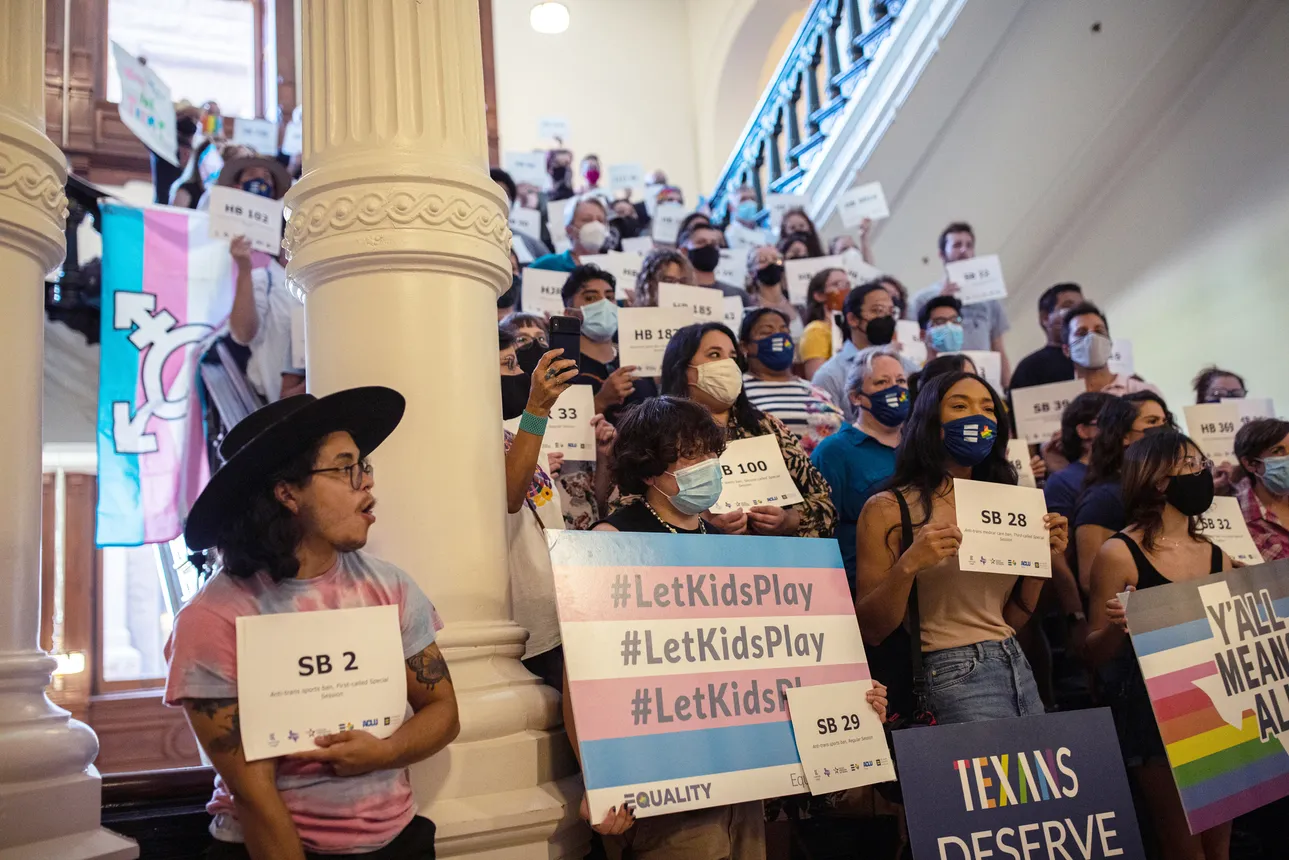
<box><xmin>1235</xmin><ymin>479</ymin><xmax>1289</xmax><ymax>563</ymax></box>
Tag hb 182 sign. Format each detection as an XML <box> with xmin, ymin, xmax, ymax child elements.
<box><xmin>894</xmin><ymin>709</ymin><xmax>1144</xmax><ymax>860</ymax></box>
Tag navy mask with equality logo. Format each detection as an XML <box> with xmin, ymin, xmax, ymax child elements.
<box><xmin>754</xmin><ymin>333</ymin><xmax>794</xmax><ymax>372</ymax></box>
<box><xmin>942</xmin><ymin>414</ymin><xmax>998</xmax><ymax>467</ymax></box>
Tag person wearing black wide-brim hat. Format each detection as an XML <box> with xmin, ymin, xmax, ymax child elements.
<box><xmin>165</xmin><ymin>387</ymin><xmax>459</xmax><ymax>858</ymax></box>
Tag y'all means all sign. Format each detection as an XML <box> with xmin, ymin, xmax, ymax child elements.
<box><xmin>208</xmin><ymin>186</ymin><xmax>285</xmax><ymax>254</ymax></box>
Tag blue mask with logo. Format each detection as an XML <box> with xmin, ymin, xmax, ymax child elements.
<box><xmin>929</xmin><ymin>322</ymin><xmax>965</xmax><ymax>354</ymax></box>
<box><xmin>863</xmin><ymin>384</ymin><xmax>910</xmax><ymax>427</ymax></box>
<box><xmin>754</xmin><ymin>333</ymin><xmax>794</xmax><ymax>371</ymax></box>
<box><xmin>663</xmin><ymin>459</ymin><xmax>724</xmax><ymax>515</ymax></box>
<box><xmin>942</xmin><ymin>414</ymin><xmax>998</xmax><ymax>467</ymax></box>
<box><xmin>581</xmin><ymin>299</ymin><xmax>618</xmax><ymax>342</ymax></box>
<box><xmin>735</xmin><ymin>200</ymin><xmax>759</xmax><ymax>223</ymax></box>
<box><xmin>242</xmin><ymin>177</ymin><xmax>274</xmax><ymax>199</ymax></box>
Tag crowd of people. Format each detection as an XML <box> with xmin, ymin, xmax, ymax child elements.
<box><xmin>159</xmin><ymin>122</ymin><xmax>1288</xmax><ymax>860</ymax></box>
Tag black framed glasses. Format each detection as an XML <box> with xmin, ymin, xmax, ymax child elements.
<box><xmin>310</xmin><ymin>458</ymin><xmax>373</xmax><ymax>490</ymax></box>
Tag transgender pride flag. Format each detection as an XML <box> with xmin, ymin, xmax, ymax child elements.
<box><xmin>97</xmin><ymin>203</ymin><xmax>233</xmax><ymax>546</ymax></box>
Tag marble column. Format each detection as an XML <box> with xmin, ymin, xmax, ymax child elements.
<box><xmin>0</xmin><ymin>2</ymin><xmax>136</xmax><ymax>858</ymax></box>
<box><xmin>284</xmin><ymin>2</ymin><xmax>585</xmax><ymax>855</ymax></box>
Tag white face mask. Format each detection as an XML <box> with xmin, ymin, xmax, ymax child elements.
<box><xmin>692</xmin><ymin>358</ymin><xmax>743</xmax><ymax>406</ymax></box>
<box><xmin>576</xmin><ymin>220</ymin><xmax>608</xmax><ymax>252</ymax></box>
<box><xmin>1070</xmin><ymin>331</ymin><xmax>1112</xmax><ymax>369</ymax></box>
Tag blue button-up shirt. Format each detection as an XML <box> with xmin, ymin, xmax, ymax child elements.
<box><xmin>810</xmin><ymin>423</ymin><xmax>898</xmax><ymax>589</ymax></box>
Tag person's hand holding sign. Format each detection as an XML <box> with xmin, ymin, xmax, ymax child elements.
<box><xmin>289</xmin><ymin>728</ymin><xmax>393</xmax><ymax>777</ymax></box>
<box><xmin>581</xmin><ymin>795</ymin><xmax>634</xmax><ymax>835</ymax></box>
<box><xmin>595</xmin><ymin>365</ymin><xmax>637</xmax><ymax>413</ymax></box>
<box><xmin>1045</xmin><ymin>512</ymin><xmax>1069</xmax><ymax>557</ymax></box>
<box><xmin>1105</xmin><ymin>585</ymin><xmax>1134</xmax><ymax>632</ymax></box>
<box><xmin>705</xmin><ymin>509</ymin><xmax>749</xmax><ymax>535</ymax></box>
<box><xmin>902</xmin><ymin>522</ymin><xmax>962</xmax><ymax>573</ymax></box>
<box><xmin>747</xmin><ymin>505</ymin><xmax>801</xmax><ymax>537</ymax></box>
<box><xmin>230</xmin><ymin>235</ymin><xmax>253</xmax><ymax>271</ymax></box>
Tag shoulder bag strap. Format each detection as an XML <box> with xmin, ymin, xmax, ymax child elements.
<box><xmin>893</xmin><ymin>490</ymin><xmax>923</xmax><ymax>675</ymax></box>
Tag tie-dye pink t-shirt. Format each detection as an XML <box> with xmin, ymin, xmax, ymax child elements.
<box><xmin>164</xmin><ymin>551</ymin><xmax>441</xmax><ymax>854</ymax></box>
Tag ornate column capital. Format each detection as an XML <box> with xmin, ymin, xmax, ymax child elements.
<box><xmin>0</xmin><ymin>84</ymin><xmax>68</xmax><ymax>278</ymax></box>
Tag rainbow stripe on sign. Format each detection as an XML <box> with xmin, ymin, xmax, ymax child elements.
<box><xmin>1128</xmin><ymin>559</ymin><xmax>1289</xmax><ymax>834</ymax></box>
<box><xmin>548</xmin><ymin>531</ymin><xmax>869</xmax><ymax>820</ymax></box>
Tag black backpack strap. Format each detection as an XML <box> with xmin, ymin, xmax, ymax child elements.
<box><xmin>893</xmin><ymin>491</ymin><xmax>923</xmax><ymax>675</ymax></box>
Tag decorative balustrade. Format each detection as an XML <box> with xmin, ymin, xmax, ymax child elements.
<box><xmin>709</xmin><ymin>0</ymin><xmax>904</xmax><ymax>223</ymax></box>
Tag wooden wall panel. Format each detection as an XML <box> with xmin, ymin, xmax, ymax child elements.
<box><xmin>91</xmin><ymin>691</ymin><xmax>202</xmax><ymax>774</ymax></box>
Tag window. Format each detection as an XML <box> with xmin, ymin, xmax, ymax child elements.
<box><xmin>106</xmin><ymin>0</ymin><xmax>260</xmax><ymax>118</ymax></box>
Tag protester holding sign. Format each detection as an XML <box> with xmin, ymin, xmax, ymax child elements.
<box><xmin>208</xmin><ymin>148</ymin><xmax>291</xmax><ymax>213</ymax></box>
<box><xmin>725</xmin><ymin>185</ymin><xmax>772</xmax><ymax>249</ymax></box>
<box><xmin>530</xmin><ymin>197</ymin><xmax>609</xmax><ymax>272</ymax></box>
<box><xmin>777</xmin><ymin>209</ymin><xmax>826</xmax><ymax>258</ymax></box>
<box><xmin>854</xmin><ymin>371</ymin><xmax>1068</xmax><ymax>723</ymax></box>
<box><xmin>738</xmin><ymin>308</ymin><xmax>842</xmax><ymax>454</ymax></box>
<box><xmin>166</xmin><ymin>388</ymin><xmax>459</xmax><ymax>858</ymax></box>
<box><xmin>811</xmin><ymin>346</ymin><xmax>907</xmax><ymax>588</ymax></box>
<box><xmin>661</xmin><ymin>323</ymin><xmax>836</xmax><ymax>538</ymax></box>
<box><xmin>227</xmin><ymin>233</ymin><xmax>297</xmax><ymax>403</ymax></box>
<box><xmin>678</xmin><ymin>223</ymin><xmax>752</xmax><ymax>305</ymax></box>
<box><xmin>1234</xmin><ymin>418</ymin><xmax>1289</xmax><ymax>562</ymax></box>
<box><xmin>812</xmin><ymin>282</ymin><xmax>917</xmax><ymax>424</ymax></box>
<box><xmin>1062</xmin><ymin>302</ymin><xmax>1162</xmax><ymax>396</ymax></box>
<box><xmin>1084</xmin><ymin>429</ymin><xmax>1232</xmax><ymax>858</ymax></box>
<box><xmin>744</xmin><ymin>245</ymin><xmax>803</xmax><ymax>341</ymax></box>
<box><xmin>799</xmin><ymin>267</ymin><xmax>850</xmax><ymax>378</ymax></box>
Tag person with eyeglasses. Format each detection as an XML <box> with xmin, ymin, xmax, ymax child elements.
<box><xmin>165</xmin><ymin>388</ymin><xmax>460</xmax><ymax>859</ymax></box>
<box><xmin>1234</xmin><ymin>418</ymin><xmax>1289</xmax><ymax>563</ymax></box>
<box><xmin>812</xmin><ymin>282</ymin><xmax>919</xmax><ymax>424</ymax></box>
<box><xmin>1192</xmin><ymin>365</ymin><xmax>1247</xmax><ymax>404</ymax></box>
<box><xmin>1085</xmin><ymin>429</ymin><xmax>1232</xmax><ymax>860</ymax></box>
<box><xmin>633</xmin><ymin>247</ymin><xmax>697</xmax><ymax>309</ymax></box>
<box><xmin>917</xmin><ymin>295</ymin><xmax>966</xmax><ymax>363</ymax></box>
<box><xmin>500</xmin><ymin>312</ymin><xmax>549</xmax><ymax>353</ymax></box>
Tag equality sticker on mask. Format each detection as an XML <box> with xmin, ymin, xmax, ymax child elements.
<box><xmin>208</xmin><ymin>186</ymin><xmax>285</xmax><ymax>254</ymax></box>
<box><xmin>1011</xmin><ymin>379</ymin><xmax>1087</xmax><ymax>445</ymax></box>
<box><xmin>658</xmin><ymin>282</ymin><xmax>723</xmax><ymax>325</ymax></box>
<box><xmin>504</xmin><ymin>384</ymin><xmax>596</xmax><ymax>462</ymax></box>
<box><xmin>618</xmin><ymin>307</ymin><xmax>692</xmax><ymax>377</ymax></box>
<box><xmin>953</xmin><ymin>478</ymin><xmax>1052</xmax><ymax>578</ymax></box>
<box><xmin>1184</xmin><ymin>403</ymin><xmax>1241</xmax><ymax>464</ymax></box>
<box><xmin>711</xmin><ymin>436</ymin><xmax>804</xmax><ymax>514</ymax></box>
<box><xmin>945</xmin><ymin>254</ymin><xmax>1007</xmax><ymax>306</ymax></box>
<box><xmin>1196</xmin><ymin>496</ymin><xmax>1262</xmax><ymax>566</ymax></box>
<box><xmin>521</xmin><ymin>267</ymin><xmax>569</xmax><ymax>318</ymax></box>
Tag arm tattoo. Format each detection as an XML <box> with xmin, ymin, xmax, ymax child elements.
<box><xmin>407</xmin><ymin>647</ymin><xmax>452</xmax><ymax>691</ymax></box>
<box><xmin>186</xmin><ymin>697</ymin><xmax>243</xmax><ymax>755</ymax></box>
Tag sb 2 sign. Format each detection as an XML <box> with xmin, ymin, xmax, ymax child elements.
<box><xmin>297</xmin><ymin>651</ymin><xmax>360</xmax><ymax>675</ymax></box>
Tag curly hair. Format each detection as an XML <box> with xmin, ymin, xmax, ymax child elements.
<box><xmin>610</xmin><ymin>396</ymin><xmax>726</xmax><ymax>495</ymax></box>
<box><xmin>634</xmin><ymin>248</ymin><xmax>694</xmax><ymax>308</ymax></box>
<box><xmin>212</xmin><ymin>436</ymin><xmax>326</xmax><ymax>583</ymax></box>
<box><xmin>1121</xmin><ymin>429</ymin><xmax>1203</xmax><ymax>552</ymax></box>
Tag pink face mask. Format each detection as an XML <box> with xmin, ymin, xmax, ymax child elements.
<box><xmin>584</xmin><ymin>168</ymin><xmax>601</xmax><ymax>185</ymax></box>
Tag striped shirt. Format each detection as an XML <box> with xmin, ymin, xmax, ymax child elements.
<box><xmin>741</xmin><ymin>374</ymin><xmax>843</xmax><ymax>456</ymax></box>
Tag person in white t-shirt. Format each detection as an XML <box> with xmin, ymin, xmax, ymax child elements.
<box><xmin>228</xmin><ymin>235</ymin><xmax>301</xmax><ymax>403</ymax></box>
<box><xmin>1062</xmin><ymin>301</ymin><xmax>1161</xmax><ymax>396</ymax></box>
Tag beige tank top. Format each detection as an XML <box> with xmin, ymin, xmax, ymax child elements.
<box><xmin>905</xmin><ymin>495</ymin><xmax>1017</xmax><ymax>653</ymax></box>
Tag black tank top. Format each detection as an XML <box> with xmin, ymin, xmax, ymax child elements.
<box><xmin>1109</xmin><ymin>533</ymin><xmax>1222</xmax><ymax>589</ymax></box>
<box><xmin>595</xmin><ymin>500</ymin><xmax>726</xmax><ymax>535</ymax></box>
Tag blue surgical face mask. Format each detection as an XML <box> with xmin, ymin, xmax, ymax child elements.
<box><xmin>929</xmin><ymin>322</ymin><xmax>965</xmax><ymax>354</ymax></box>
<box><xmin>735</xmin><ymin>200</ymin><xmax>759</xmax><ymax>224</ymax></box>
<box><xmin>862</xmin><ymin>384</ymin><xmax>910</xmax><ymax>427</ymax></box>
<box><xmin>754</xmin><ymin>333</ymin><xmax>794</xmax><ymax>371</ymax></box>
<box><xmin>662</xmin><ymin>458</ymin><xmax>724</xmax><ymax>516</ymax></box>
<box><xmin>581</xmin><ymin>298</ymin><xmax>618</xmax><ymax>342</ymax></box>
<box><xmin>242</xmin><ymin>177</ymin><xmax>274</xmax><ymax>199</ymax></box>
<box><xmin>942</xmin><ymin>414</ymin><xmax>998</xmax><ymax>467</ymax></box>
<box><xmin>1258</xmin><ymin>455</ymin><xmax>1289</xmax><ymax>496</ymax></box>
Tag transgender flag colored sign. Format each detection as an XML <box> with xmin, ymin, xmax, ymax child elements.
<box><xmin>1127</xmin><ymin>559</ymin><xmax>1289</xmax><ymax>833</ymax></box>
<box><xmin>549</xmin><ymin>530</ymin><xmax>871</xmax><ymax>820</ymax></box>
<box><xmin>97</xmin><ymin>202</ymin><xmax>232</xmax><ymax>546</ymax></box>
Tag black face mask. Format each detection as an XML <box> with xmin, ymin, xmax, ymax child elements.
<box><xmin>688</xmin><ymin>245</ymin><xmax>721</xmax><ymax>274</ymax></box>
<box><xmin>550</xmin><ymin>164</ymin><xmax>569</xmax><ymax>184</ymax></box>
<box><xmin>515</xmin><ymin>340</ymin><xmax>547</xmax><ymax>376</ymax></box>
<box><xmin>1165</xmin><ymin>469</ymin><xmax>1215</xmax><ymax>517</ymax></box>
<box><xmin>612</xmin><ymin>215</ymin><xmax>640</xmax><ymax>240</ymax></box>
<box><xmin>756</xmin><ymin>264</ymin><xmax>784</xmax><ymax>286</ymax></box>
<box><xmin>865</xmin><ymin>315</ymin><xmax>897</xmax><ymax>346</ymax></box>
<box><xmin>501</xmin><ymin>373</ymin><xmax>530</xmax><ymax>420</ymax></box>
<box><xmin>497</xmin><ymin>276</ymin><xmax>520</xmax><ymax>310</ymax></box>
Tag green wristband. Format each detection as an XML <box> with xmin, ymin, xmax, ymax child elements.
<box><xmin>518</xmin><ymin>410</ymin><xmax>549</xmax><ymax>436</ymax></box>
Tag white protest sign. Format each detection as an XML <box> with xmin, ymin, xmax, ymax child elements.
<box><xmin>711</xmin><ymin>435</ymin><xmax>804</xmax><ymax>514</ymax></box>
<box><xmin>837</xmin><ymin>182</ymin><xmax>890</xmax><ymax>228</ymax></box>
<box><xmin>521</xmin><ymin>267</ymin><xmax>568</xmax><ymax>317</ymax></box>
<box><xmin>945</xmin><ymin>254</ymin><xmax>1007</xmax><ymax>306</ymax></box>
<box><xmin>717</xmin><ymin>248</ymin><xmax>748</xmax><ymax>287</ymax></box>
<box><xmin>582</xmin><ymin>252</ymin><xmax>642</xmax><ymax>303</ymax></box>
<box><xmin>546</xmin><ymin>198</ymin><xmax>570</xmax><ymax>233</ymax></box>
<box><xmin>842</xmin><ymin>249</ymin><xmax>882</xmax><ymax>287</ymax></box>
<box><xmin>609</xmin><ymin>163</ymin><xmax>644</xmax><ymax>192</ymax></box>
<box><xmin>952</xmin><ymin>350</ymin><xmax>1002</xmax><ymax>391</ymax></box>
<box><xmin>723</xmin><ymin>296</ymin><xmax>744</xmax><ymax>331</ymax></box>
<box><xmin>231</xmin><ymin>118</ymin><xmax>278</xmax><ymax>155</ymax></box>
<box><xmin>658</xmin><ymin>282</ymin><xmax>723</xmax><ymax>324</ymax></box>
<box><xmin>1011</xmin><ymin>379</ymin><xmax>1086</xmax><ymax>445</ymax></box>
<box><xmin>1108</xmin><ymin>338</ymin><xmax>1134</xmax><ymax>376</ymax></box>
<box><xmin>895</xmin><ymin>319</ymin><xmax>926</xmax><ymax>367</ymax></box>
<box><xmin>290</xmin><ymin>301</ymin><xmax>306</xmax><ymax>370</ymax></box>
<box><xmin>1228</xmin><ymin>397</ymin><xmax>1276</xmax><ymax>426</ymax></box>
<box><xmin>618</xmin><ymin>307</ymin><xmax>691</xmax><ymax>376</ymax></box>
<box><xmin>651</xmin><ymin>202</ymin><xmax>686</xmax><ymax>244</ymax></box>
<box><xmin>503</xmin><ymin>385</ymin><xmax>596</xmax><ymax>462</ymax></box>
<box><xmin>551</xmin><ymin>233</ymin><xmax>571</xmax><ymax>254</ymax></box>
<box><xmin>642</xmin><ymin>183</ymin><xmax>665</xmax><ymax>216</ymax></box>
<box><xmin>786</xmin><ymin>680</ymin><xmax>895</xmax><ymax>794</ymax></box>
<box><xmin>280</xmin><ymin>112</ymin><xmax>303</xmax><ymax>157</ymax></box>
<box><xmin>538</xmin><ymin>116</ymin><xmax>571</xmax><ymax>142</ymax></box>
<box><xmin>1007</xmin><ymin>439</ymin><xmax>1037</xmax><ymax>488</ymax></box>
<box><xmin>236</xmin><ymin>605</ymin><xmax>407</xmax><ymax>762</ymax></box>
<box><xmin>207</xmin><ymin>186</ymin><xmax>285</xmax><ymax>254</ymax></box>
<box><xmin>953</xmin><ymin>478</ymin><xmax>1052</xmax><ymax>578</ymax></box>
<box><xmin>512</xmin><ymin>234</ymin><xmax>535</xmax><ymax>265</ymax></box>
<box><xmin>1184</xmin><ymin>403</ymin><xmax>1240</xmax><ymax>464</ymax></box>
<box><xmin>1197</xmin><ymin>497</ymin><xmax>1262</xmax><ymax>566</ymax></box>
<box><xmin>505</xmin><ymin>151</ymin><xmax>547</xmax><ymax>187</ymax></box>
<box><xmin>111</xmin><ymin>42</ymin><xmax>179</xmax><ymax>166</ymax></box>
<box><xmin>785</xmin><ymin>254</ymin><xmax>847</xmax><ymax>305</ymax></box>
<box><xmin>622</xmin><ymin>236</ymin><xmax>654</xmax><ymax>255</ymax></box>
<box><xmin>766</xmin><ymin>193</ymin><xmax>808</xmax><ymax>229</ymax></box>
<box><xmin>509</xmin><ymin>207</ymin><xmax>542</xmax><ymax>239</ymax></box>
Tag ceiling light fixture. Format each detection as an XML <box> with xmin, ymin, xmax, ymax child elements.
<box><xmin>530</xmin><ymin>2</ymin><xmax>570</xmax><ymax>35</ymax></box>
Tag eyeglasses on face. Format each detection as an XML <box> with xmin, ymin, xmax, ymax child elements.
<box><xmin>310</xmin><ymin>458</ymin><xmax>373</xmax><ymax>490</ymax></box>
<box><xmin>514</xmin><ymin>333</ymin><xmax>549</xmax><ymax>349</ymax></box>
<box><xmin>927</xmin><ymin>316</ymin><xmax>963</xmax><ymax>327</ymax></box>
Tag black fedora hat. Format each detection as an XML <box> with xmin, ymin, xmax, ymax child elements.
<box><xmin>184</xmin><ymin>386</ymin><xmax>405</xmax><ymax>550</ymax></box>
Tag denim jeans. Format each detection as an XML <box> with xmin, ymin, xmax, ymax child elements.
<box><xmin>916</xmin><ymin>637</ymin><xmax>1044</xmax><ymax>725</ymax></box>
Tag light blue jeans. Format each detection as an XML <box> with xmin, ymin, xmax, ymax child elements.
<box><xmin>917</xmin><ymin>637</ymin><xmax>1044</xmax><ymax>725</ymax></box>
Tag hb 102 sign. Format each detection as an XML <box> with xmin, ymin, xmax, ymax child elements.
<box><xmin>894</xmin><ymin>708</ymin><xmax>1144</xmax><ymax>859</ymax></box>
